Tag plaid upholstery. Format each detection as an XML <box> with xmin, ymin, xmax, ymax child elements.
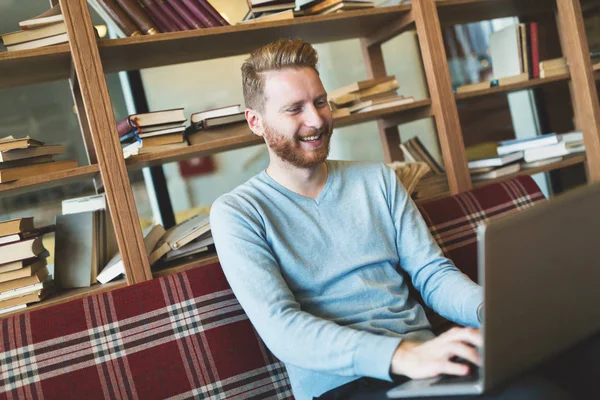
<box><xmin>0</xmin><ymin>176</ymin><xmax>545</xmax><ymax>399</ymax></box>
<box><xmin>0</xmin><ymin>264</ymin><xmax>292</xmax><ymax>400</ymax></box>
<box><xmin>415</xmin><ymin>175</ymin><xmax>546</xmax><ymax>333</ymax></box>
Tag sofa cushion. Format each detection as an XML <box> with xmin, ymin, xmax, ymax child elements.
<box><xmin>0</xmin><ymin>264</ymin><xmax>293</xmax><ymax>399</ymax></box>
<box><xmin>414</xmin><ymin>175</ymin><xmax>546</xmax><ymax>332</ymax></box>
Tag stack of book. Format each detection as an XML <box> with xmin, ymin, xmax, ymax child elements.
<box><xmin>539</xmin><ymin>57</ymin><xmax>568</xmax><ymax>78</ymax></box>
<box><xmin>246</xmin><ymin>0</ymin><xmax>297</xmax><ymax>15</ymax></box>
<box><xmin>399</xmin><ymin>137</ymin><xmax>449</xmax><ymax>199</ymax></box>
<box><xmin>0</xmin><ymin>136</ymin><xmax>76</xmax><ymax>184</ymax></box>
<box><xmin>97</xmin><ymin>212</ymin><xmax>213</xmax><ymax>283</ymax></box>
<box><xmin>387</xmin><ymin>161</ymin><xmax>431</xmax><ymax>195</ymax></box>
<box><xmin>465</xmin><ymin>131</ymin><xmax>585</xmax><ymax>182</ymax></box>
<box><xmin>239</xmin><ymin>9</ymin><xmax>295</xmax><ymax>24</ymax></box>
<box><xmin>0</xmin><ymin>5</ymin><xmax>66</xmax><ymax>52</ymax></box>
<box><xmin>328</xmin><ymin>76</ymin><xmax>415</xmax><ymax>116</ymax></box>
<box><xmin>185</xmin><ymin>104</ymin><xmax>249</xmax><ymax>145</ymax></box>
<box><xmin>0</xmin><ymin>217</ymin><xmax>55</xmax><ymax>315</ymax></box>
<box><xmin>300</xmin><ymin>0</ymin><xmax>374</xmax><ymax>15</ymax></box>
<box><xmin>118</xmin><ymin>108</ymin><xmax>188</xmax><ymax>158</ymax></box>
<box><xmin>88</xmin><ymin>0</ymin><xmax>229</xmax><ymax>37</ymax></box>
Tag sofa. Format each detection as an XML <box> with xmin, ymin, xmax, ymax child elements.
<box><xmin>0</xmin><ymin>176</ymin><xmax>546</xmax><ymax>399</ymax></box>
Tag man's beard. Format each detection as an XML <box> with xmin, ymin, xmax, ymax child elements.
<box><xmin>263</xmin><ymin>122</ymin><xmax>333</xmax><ymax>169</ymax></box>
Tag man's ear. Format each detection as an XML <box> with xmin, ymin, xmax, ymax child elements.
<box><xmin>245</xmin><ymin>108</ymin><xmax>264</xmax><ymax>137</ymax></box>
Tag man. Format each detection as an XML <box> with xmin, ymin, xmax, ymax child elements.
<box><xmin>209</xmin><ymin>39</ymin><xmax>484</xmax><ymax>400</ymax></box>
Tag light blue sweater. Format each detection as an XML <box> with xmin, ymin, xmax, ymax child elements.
<box><xmin>210</xmin><ymin>160</ymin><xmax>482</xmax><ymax>400</ymax></box>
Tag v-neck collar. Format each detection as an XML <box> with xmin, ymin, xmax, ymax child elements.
<box><xmin>261</xmin><ymin>161</ymin><xmax>334</xmax><ymax>206</ymax></box>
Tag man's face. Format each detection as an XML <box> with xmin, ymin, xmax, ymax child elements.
<box><xmin>259</xmin><ymin>67</ymin><xmax>333</xmax><ymax>169</ymax></box>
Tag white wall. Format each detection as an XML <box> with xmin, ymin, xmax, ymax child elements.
<box><xmin>140</xmin><ymin>1</ymin><xmax>438</xmax><ymax>213</ymax></box>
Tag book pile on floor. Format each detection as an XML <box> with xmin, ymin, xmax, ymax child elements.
<box><xmin>97</xmin><ymin>212</ymin><xmax>213</xmax><ymax>283</ymax></box>
<box><xmin>185</xmin><ymin>104</ymin><xmax>251</xmax><ymax>145</ymax></box>
<box><xmin>0</xmin><ymin>5</ymin><xmax>66</xmax><ymax>52</ymax></box>
<box><xmin>298</xmin><ymin>0</ymin><xmax>374</xmax><ymax>15</ymax></box>
<box><xmin>88</xmin><ymin>0</ymin><xmax>229</xmax><ymax>37</ymax></box>
<box><xmin>466</xmin><ymin>131</ymin><xmax>585</xmax><ymax>182</ymax></box>
<box><xmin>0</xmin><ymin>217</ymin><xmax>55</xmax><ymax>315</ymax></box>
<box><xmin>328</xmin><ymin>76</ymin><xmax>415</xmax><ymax>117</ymax></box>
<box><xmin>119</xmin><ymin>108</ymin><xmax>188</xmax><ymax>158</ymax></box>
<box><xmin>400</xmin><ymin>137</ymin><xmax>449</xmax><ymax>200</ymax></box>
<box><xmin>0</xmin><ymin>136</ymin><xmax>76</xmax><ymax>184</ymax></box>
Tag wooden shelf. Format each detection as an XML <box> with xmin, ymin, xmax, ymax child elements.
<box><xmin>474</xmin><ymin>154</ymin><xmax>586</xmax><ymax>187</ymax></box>
<box><xmin>1</xmin><ymin>278</ymin><xmax>127</xmax><ymax>319</ymax></box>
<box><xmin>125</xmin><ymin>100</ymin><xmax>432</xmax><ymax>170</ymax></box>
<box><xmin>0</xmin><ymin>44</ymin><xmax>71</xmax><ymax>89</ymax></box>
<box><xmin>126</xmin><ymin>129</ymin><xmax>264</xmax><ymax>170</ymax></box>
<box><xmin>98</xmin><ymin>6</ymin><xmax>410</xmax><ymax>73</ymax></box>
<box><xmin>0</xmin><ymin>164</ymin><xmax>100</xmax><ymax>197</ymax></box>
<box><xmin>153</xmin><ymin>252</ymin><xmax>219</xmax><ymax>278</ymax></box>
<box><xmin>455</xmin><ymin>74</ymin><xmax>570</xmax><ymax>101</ymax></box>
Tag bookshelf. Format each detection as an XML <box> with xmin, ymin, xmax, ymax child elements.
<box><xmin>1</xmin><ymin>0</ymin><xmax>599</xmax><ymax>319</ymax></box>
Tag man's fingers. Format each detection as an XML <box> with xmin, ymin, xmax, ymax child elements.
<box><xmin>438</xmin><ymin>360</ymin><xmax>471</xmax><ymax>376</ymax></box>
<box><xmin>447</xmin><ymin>343</ymin><xmax>481</xmax><ymax>366</ymax></box>
<box><xmin>442</xmin><ymin>327</ymin><xmax>483</xmax><ymax>348</ymax></box>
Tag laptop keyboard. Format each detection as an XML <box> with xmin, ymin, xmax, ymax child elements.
<box><xmin>431</xmin><ymin>369</ymin><xmax>481</xmax><ymax>386</ymax></box>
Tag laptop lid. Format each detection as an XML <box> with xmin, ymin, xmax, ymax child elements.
<box><xmin>477</xmin><ymin>181</ymin><xmax>600</xmax><ymax>391</ymax></box>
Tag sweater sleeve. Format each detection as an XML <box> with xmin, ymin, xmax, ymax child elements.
<box><xmin>210</xmin><ymin>195</ymin><xmax>402</xmax><ymax>381</ymax></box>
<box><xmin>386</xmin><ymin>167</ymin><xmax>483</xmax><ymax>327</ymax></box>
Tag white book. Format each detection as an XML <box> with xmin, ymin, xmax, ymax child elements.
<box><xmin>0</xmin><ymin>304</ymin><xmax>27</xmax><ymax>315</ymax></box>
<box><xmin>497</xmin><ymin>134</ymin><xmax>559</xmax><ymax>155</ymax></box>
<box><xmin>523</xmin><ymin>132</ymin><xmax>585</xmax><ymax>163</ymax></box>
<box><xmin>62</xmin><ymin>194</ymin><xmax>106</xmax><ymax>215</ymax></box>
<box><xmin>489</xmin><ymin>24</ymin><xmax>523</xmax><ymax>79</ymax></box>
<box><xmin>468</xmin><ymin>151</ymin><xmax>524</xmax><ymax>169</ymax></box>
<box><xmin>6</xmin><ymin>33</ymin><xmax>68</xmax><ymax>52</ymax></box>
<box><xmin>471</xmin><ymin>163</ymin><xmax>521</xmax><ymax>181</ymax></box>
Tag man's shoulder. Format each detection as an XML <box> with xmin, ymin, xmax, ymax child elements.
<box><xmin>211</xmin><ymin>173</ymin><xmax>268</xmax><ymax>218</ymax></box>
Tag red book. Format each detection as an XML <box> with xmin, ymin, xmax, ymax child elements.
<box><xmin>138</xmin><ymin>0</ymin><xmax>175</xmax><ymax>32</ymax></box>
<box><xmin>529</xmin><ymin>22</ymin><xmax>539</xmax><ymax>79</ymax></box>
<box><xmin>155</xmin><ymin>0</ymin><xmax>191</xmax><ymax>31</ymax></box>
<box><xmin>168</xmin><ymin>0</ymin><xmax>206</xmax><ymax>29</ymax></box>
<box><xmin>117</xmin><ymin>116</ymin><xmax>136</xmax><ymax>137</ymax></box>
<box><xmin>196</xmin><ymin>0</ymin><xmax>229</xmax><ymax>26</ymax></box>
<box><xmin>180</xmin><ymin>0</ymin><xmax>217</xmax><ymax>28</ymax></box>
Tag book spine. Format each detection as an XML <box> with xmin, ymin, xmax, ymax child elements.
<box><xmin>195</xmin><ymin>0</ymin><xmax>229</xmax><ymax>26</ymax></box>
<box><xmin>524</xmin><ymin>22</ymin><xmax>533</xmax><ymax>79</ymax></box>
<box><xmin>155</xmin><ymin>0</ymin><xmax>191</xmax><ymax>31</ymax></box>
<box><xmin>137</xmin><ymin>0</ymin><xmax>172</xmax><ymax>32</ymax></box>
<box><xmin>116</xmin><ymin>117</ymin><xmax>135</xmax><ymax>137</ymax></box>
<box><xmin>177</xmin><ymin>0</ymin><xmax>216</xmax><ymax>28</ymax></box>
<box><xmin>168</xmin><ymin>0</ymin><xmax>206</xmax><ymax>29</ymax></box>
<box><xmin>96</xmin><ymin>0</ymin><xmax>142</xmax><ymax>37</ymax></box>
<box><xmin>530</xmin><ymin>22</ymin><xmax>540</xmax><ymax>79</ymax></box>
<box><xmin>116</xmin><ymin>0</ymin><xmax>159</xmax><ymax>34</ymax></box>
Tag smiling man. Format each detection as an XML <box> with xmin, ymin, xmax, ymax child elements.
<box><xmin>209</xmin><ymin>39</ymin><xmax>484</xmax><ymax>400</ymax></box>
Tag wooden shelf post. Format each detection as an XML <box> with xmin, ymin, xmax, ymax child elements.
<box><xmin>555</xmin><ymin>0</ymin><xmax>600</xmax><ymax>183</ymax></box>
<box><xmin>59</xmin><ymin>0</ymin><xmax>152</xmax><ymax>284</ymax></box>
<box><xmin>360</xmin><ymin>39</ymin><xmax>404</xmax><ymax>162</ymax></box>
<box><xmin>412</xmin><ymin>0</ymin><xmax>472</xmax><ymax>194</ymax></box>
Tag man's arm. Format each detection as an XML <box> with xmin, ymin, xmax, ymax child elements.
<box><xmin>209</xmin><ymin>195</ymin><xmax>402</xmax><ymax>381</ymax></box>
<box><xmin>386</xmin><ymin>167</ymin><xmax>483</xmax><ymax>328</ymax></box>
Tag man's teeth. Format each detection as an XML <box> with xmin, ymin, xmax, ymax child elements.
<box><xmin>300</xmin><ymin>134</ymin><xmax>322</xmax><ymax>142</ymax></box>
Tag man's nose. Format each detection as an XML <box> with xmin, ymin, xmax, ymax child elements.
<box><xmin>304</xmin><ymin>104</ymin><xmax>324</xmax><ymax>129</ymax></box>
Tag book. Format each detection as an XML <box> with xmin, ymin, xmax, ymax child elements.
<box><xmin>521</xmin><ymin>156</ymin><xmax>563</xmax><ymax>169</ymax></box>
<box><xmin>329</xmin><ymin>79</ymin><xmax>399</xmax><ymax>106</ymax></box>
<box><xmin>0</xmin><ymin>259</ymin><xmax>47</xmax><ymax>284</ymax></box>
<box><xmin>0</xmin><ymin>280</ymin><xmax>49</xmax><ymax>301</ymax></box>
<box><xmin>5</xmin><ymin>33</ymin><xmax>68</xmax><ymax>52</ymax></box>
<box><xmin>0</xmin><ymin>267</ymin><xmax>48</xmax><ymax>294</ymax></box>
<box><xmin>141</xmin><ymin>132</ymin><xmax>185</xmax><ymax>147</ymax></box>
<box><xmin>19</xmin><ymin>5</ymin><xmax>64</xmax><ymax>30</ymax></box>
<box><xmin>91</xmin><ymin>0</ymin><xmax>142</xmax><ymax>37</ymax></box>
<box><xmin>195</xmin><ymin>0</ymin><xmax>229</xmax><ymax>26</ymax></box>
<box><xmin>523</xmin><ymin>132</ymin><xmax>585</xmax><ymax>163</ymax></box>
<box><xmin>155</xmin><ymin>0</ymin><xmax>191</xmax><ymax>31</ymax></box>
<box><xmin>467</xmin><ymin>151</ymin><xmax>524</xmax><ymax>169</ymax></box>
<box><xmin>191</xmin><ymin>104</ymin><xmax>244</xmax><ymax>124</ymax></box>
<box><xmin>490</xmin><ymin>24</ymin><xmax>523</xmax><ymax>79</ymax></box>
<box><xmin>115</xmin><ymin>0</ymin><xmax>159</xmax><ymax>34</ymax></box>
<box><xmin>0</xmin><ymin>144</ymin><xmax>64</xmax><ymax>162</ymax></box>
<box><xmin>0</xmin><ymin>254</ymin><xmax>47</xmax><ymax>274</ymax></box>
<box><xmin>1</xmin><ymin>23</ymin><xmax>67</xmax><ymax>46</ymax></box>
<box><xmin>0</xmin><ymin>217</ymin><xmax>34</xmax><ymax>237</ymax></box>
<box><xmin>164</xmin><ymin>232</ymin><xmax>213</xmax><ymax>261</ymax></box>
<box><xmin>157</xmin><ymin>212</ymin><xmax>210</xmax><ymax>250</ymax></box>
<box><xmin>352</xmin><ymin>96</ymin><xmax>415</xmax><ymax>113</ymax></box>
<box><xmin>0</xmin><ymin>225</ymin><xmax>55</xmax><ymax>246</ymax></box>
<box><xmin>0</xmin><ymin>287</ymin><xmax>50</xmax><ymax>310</ymax></box>
<box><xmin>0</xmin><ymin>237</ymin><xmax>46</xmax><ymax>265</ymax></box>
<box><xmin>319</xmin><ymin>1</ymin><xmax>375</xmax><ymax>14</ymax></box>
<box><xmin>0</xmin><ymin>154</ymin><xmax>54</xmax><ymax>170</ymax></box>
<box><xmin>0</xmin><ymin>304</ymin><xmax>26</xmax><ymax>315</ymax></box>
<box><xmin>138</xmin><ymin>0</ymin><xmax>176</xmax><ymax>32</ymax></box>
<box><xmin>197</xmin><ymin>113</ymin><xmax>246</xmax><ymax>129</ymax></box>
<box><xmin>168</xmin><ymin>0</ymin><xmax>205</xmax><ymax>29</ymax></box>
<box><xmin>400</xmin><ymin>137</ymin><xmax>445</xmax><ymax>175</ymax></box>
<box><xmin>471</xmin><ymin>163</ymin><xmax>521</xmax><ymax>181</ymax></box>
<box><xmin>0</xmin><ymin>159</ymin><xmax>78</xmax><ymax>183</ymax></box>
<box><xmin>237</xmin><ymin>9</ymin><xmax>294</xmax><ymax>24</ymax></box>
<box><xmin>497</xmin><ymin>134</ymin><xmax>559</xmax><ymax>155</ymax></box>
<box><xmin>97</xmin><ymin>224</ymin><xmax>166</xmax><ymax>283</ymax></box>
<box><xmin>304</xmin><ymin>0</ymin><xmax>373</xmax><ymax>15</ymax></box>
<box><xmin>117</xmin><ymin>108</ymin><xmax>186</xmax><ymax>136</ymax></box>
<box><xmin>327</xmin><ymin>76</ymin><xmax>396</xmax><ymax>101</ymax></box>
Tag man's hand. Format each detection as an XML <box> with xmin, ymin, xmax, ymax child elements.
<box><xmin>390</xmin><ymin>327</ymin><xmax>482</xmax><ymax>379</ymax></box>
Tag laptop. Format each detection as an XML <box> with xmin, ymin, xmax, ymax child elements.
<box><xmin>387</xmin><ymin>181</ymin><xmax>600</xmax><ymax>398</ymax></box>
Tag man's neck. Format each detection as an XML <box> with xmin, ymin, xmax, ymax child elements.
<box><xmin>266</xmin><ymin>161</ymin><xmax>328</xmax><ymax>200</ymax></box>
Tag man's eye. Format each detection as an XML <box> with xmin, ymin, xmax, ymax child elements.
<box><xmin>316</xmin><ymin>100</ymin><xmax>328</xmax><ymax>107</ymax></box>
<box><xmin>287</xmin><ymin>107</ymin><xmax>301</xmax><ymax>113</ymax></box>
